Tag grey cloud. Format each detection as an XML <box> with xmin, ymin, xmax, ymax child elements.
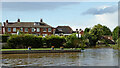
<box><xmin>83</xmin><ymin>5</ymin><xmax>118</xmax><ymax>15</ymax></box>
<box><xmin>2</xmin><ymin>2</ymin><xmax>79</xmax><ymax>11</ymax></box>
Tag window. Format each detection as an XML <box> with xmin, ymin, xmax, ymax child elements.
<box><xmin>48</xmin><ymin>28</ymin><xmax>51</xmax><ymax>32</ymax></box>
<box><xmin>25</xmin><ymin>28</ymin><xmax>28</xmax><ymax>32</ymax></box>
<box><xmin>20</xmin><ymin>28</ymin><xmax>23</xmax><ymax>32</ymax></box>
<box><xmin>37</xmin><ymin>28</ymin><xmax>40</xmax><ymax>32</ymax></box>
<box><xmin>31</xmin><ymin>28</ymin><xmax>35</xmax><ymax>32</ymax></box>
<box><xmin>43</xmin><ymin>28</ymin><xmax>47</xmax><ymax>32</ymax></box>
<box><xmin>8</xmin><ymin>28</ymin><xmax>11</xmax><ymax>32</ymax></box>
<box><xmin>13</xmin><ymin>28</ymin><xmax>16</xmax><ymax>32</ymax></box>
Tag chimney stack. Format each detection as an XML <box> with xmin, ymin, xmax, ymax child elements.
<box><xmin>6</xmin><ymin>20</ymin><xmax>8</xmax><ymax>23</ymax></box>
<box><xmin>40</xmin><ymin>19</ymin><xmax>43</xmax><ymax>22</ymax></box>
<box><xmin>17</xmin><ymin>19</ymin><xmax>20</xmax><ymax>22</ymax></box>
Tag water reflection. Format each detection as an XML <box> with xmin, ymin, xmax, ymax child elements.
<box><xmin>2</xmin><ymin>48</ymin><xmax>118</xmax><ymax>66</ymax></box>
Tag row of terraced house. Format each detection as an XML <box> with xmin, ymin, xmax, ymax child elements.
<box><xmin>0</xmin><ymin>19</ymin><xmax>74</xmax><ymax>36</ymax></box>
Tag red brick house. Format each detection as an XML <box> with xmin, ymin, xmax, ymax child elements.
<box><xmin>3</xmin><ymin>19</ymin><xmax>55</xmax><ymax>36</ymax></box>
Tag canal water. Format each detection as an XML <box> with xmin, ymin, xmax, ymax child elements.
<box><xmin>2</xmin><ymin>48</ymin><xmax>119</xmax><ymax>66</ymax></box>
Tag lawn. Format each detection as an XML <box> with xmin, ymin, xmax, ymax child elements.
<box><xmin>1</xmin><ymin>48</ymin><xmax>81</xmax><ymax>51</ymax></box>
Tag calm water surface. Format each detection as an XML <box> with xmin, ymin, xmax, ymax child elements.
<box><xmin>2</xmin><ymin>48</ymin><xmax>119</xmax><ymax>66</ymax></box>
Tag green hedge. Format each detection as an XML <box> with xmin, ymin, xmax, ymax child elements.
<box><xmin>43</xmin><ymin>35</ymin><xmax>66</xmax><ymax>48</ymax></box>
<box><xmin>7</xmin><ymin>34</ymin><xmax>66</xmax><ymax>49</ymax></box>
<box><xmin>7</xmin><ymin>34</ymin><xmax>43</xmax><ymax>48</ymax></box>
<box><xmin>0</xmin><ymin>35</ymin><xmax>9</xmax><ymax>43</ymax></box>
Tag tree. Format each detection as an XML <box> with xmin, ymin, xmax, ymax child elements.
<box><xmin>112</xmin><ymin>26</ymin><xmax>120</xmax><ymax>42</ymax></box>
<box><xmin>88</xmin><ymin>24</ymin><xmax>112</xmax><ymax>46</ymax></box>
<box><xmin>102</xmin><ymin>26</ymin><xmax>112</xmax><ymax>35</ymax></box>
<box><xmin>84</xmin><ymin>28</ymin><xmax>91</xmax><ymax>34</ymax></box>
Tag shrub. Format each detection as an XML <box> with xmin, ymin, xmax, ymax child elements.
<box><xmin>65</xmin><ymin>33</ymin><xmax>79</xmax><ymax>48</ymax></box>
<box><xmin>7</xmin><ymin>34</ymin><xmax>43</xmax><ymax>48</ymax></box>
<box><xmin>43</xmin><ymin>35</ymin><xmax>66</xmax><ymax>48</ymax></box>
<box><xmin>0</xmin><ymin>35</ymin><xmax>9</xmax><ymax>43</ymax></box>
<box><xmin>2</xmin><ymin>43</ymin><xmax>11</xmax><ymax>49</ymax></box>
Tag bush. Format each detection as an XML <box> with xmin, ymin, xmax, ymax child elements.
<box><xmin>0</xmin><ymin>35</ymin><xmax>9</xmax><ymax>43</ymax></box>
<box><xmin>7</xmin><ymin>34</ymin><xmax>43</xmax><ymax>48</ymax></box>
<box><xmin>2</xmin><ymin>43</ymin><xmax>11</xmax><ymax>49</ymax></box>
<box><xmin>43</xmin><ymin>35</ymin><xmax>66</xmax><ymax>48</ymax></box>
<box><xmin>65</xmin><ymin>33</ymin><xmax>79</xmax><ymax>48</ymax></box>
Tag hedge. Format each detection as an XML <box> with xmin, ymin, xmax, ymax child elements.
<box><xmin>43</xmin><ymin>35</ymin><xmax>66</xmax><ymax>48</ymax></box>
<box><xmin>7</xmin><ymin>34</ymin><xmax>66</xmax><ymax>48</ymax></box>
<box><xmin>0</xmin><ymin>35</ymin><xmax>9</xmax><ymax>43</ymax></box>
<box><xmin>7</xmin><ymin>34</ymin><xmax>43</xmax><ymax>48</ymax></box>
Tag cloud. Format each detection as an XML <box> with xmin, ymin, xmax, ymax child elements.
<box><xmin>95</xmin><ymin>11</ymin><xmax>118</xmax><ymax>31</ymax></box>
<box><xmin>83</xmin><ymin>5</ymin><xmax>118</xmax><ymax>15</ymax></box>
<box><xmin>2</xmin><ymin>2</ymin><xmax>79</xmax><ymax>11</ymax></box>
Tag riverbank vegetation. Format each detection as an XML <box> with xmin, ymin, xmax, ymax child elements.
<box><xmin>1</xmin><ymin>24</ymin><xmax>120</xmax><ymax>50</ymax></box>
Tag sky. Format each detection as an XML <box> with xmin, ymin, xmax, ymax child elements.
<box><xmin>2</xmin><ymin>2</ymin><xmax>118</xmax><ymax>31</ymax></box>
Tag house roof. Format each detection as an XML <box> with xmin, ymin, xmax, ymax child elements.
<box><xmin>4</xmin><ymin>21</ymin><xmax>53</xmax><ymax>28</ymax></box>
<box><xmin>56</xmin><ymin>26</ymin><xmax>73</xmax><ymax>34</ymax></box>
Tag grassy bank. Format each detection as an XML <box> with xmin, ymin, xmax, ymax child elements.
<box><xmin>1</xmin><ymin>48</ymin><xmax>81</xmax><ymax>51</ymax></box>
<box><xmin>110</xmin><ymin>44</ymin><xmax>120</xmax><ymax>50</ymax></box>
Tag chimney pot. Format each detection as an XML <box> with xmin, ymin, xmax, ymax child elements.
<box><xmin>18</xmin><ymin>19</ymin><xmax>20</xmax><ymax>22</ymax></box>
<box><xmin>40</xmin><ymin>19</ymin><xmax>43</xmax><ymax>22</ymax></box>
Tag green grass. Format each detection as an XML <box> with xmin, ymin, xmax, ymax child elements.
<box><xmin>1</xmin><ymin>48</ymin><xmax>81</xmax><ymax>51</ymax></box>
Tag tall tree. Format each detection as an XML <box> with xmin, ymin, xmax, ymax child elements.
<box><xmin>112</xmin><ymin>26</ymin><xmax>120</xmax><ymax>42</ymax></box>
<box><xmin>102</xmin><ymin>26</ymin><xmax>112</xmax><ymax>35</ymax></box>
<box><xmin>88</xmin><ymin>24</ymin><xmax>112</xmax><ymax>46</ymax></box>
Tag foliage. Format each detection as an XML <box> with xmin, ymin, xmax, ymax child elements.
<box><xmin>65</xmin><ymin>33</ymin><xmax>79</xmax><ymax>48</ymax></box>
<box><xmin>102</xmin><ymin>26</ymin><xmax>112</xmax><ymax>35</ymax></box>
<box><xmin>43</xmin><ymin>35</ymin><xmax>66</xmax><ymax>48</ymax></box>
<box><xmin>87</xmin><ymin>24</ymin><xmax>112</xmax><ymax>46</ymax></box>
<box><xmin>7</xmin><ymin>34</ymin><xmax>43</xmax><ymax>48</ymax></box>
<box><xmin>84</xmin><ymin>28</ymin><xmax>91</xmax><ymax>34</ymax></box>
<box><xmin>116</xmin><ymin>38</ymin><xmax>120</xmax><ymax>45</ymax></box>
<box><xmin>0</xmin><ymin>34</ymin><xmax>9</xmax><ymax>43</ymax></box>
<box><xmin>112</xmin><ymin>26</ymin><xmax>120</xmax><ymax>42</ymax></box>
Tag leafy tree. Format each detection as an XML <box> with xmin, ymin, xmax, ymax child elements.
<box><xmin>112</xmin><ymin>26</ymin><xmax>120</xmax><ymax>42</ymax></box>
<box><xmin>84</xmin><ymin>28</ymin><xmax>91</xmax><ymax>34</ymax></box>
<box><xmin>102</xmin><ymin>26</ymin><xmax>112</xmax><ymax>35</ymax></box>
<box><xmin>87</xmin><ymin>24</ymin><xmax>112</xmax><ymax>46</ymax></box>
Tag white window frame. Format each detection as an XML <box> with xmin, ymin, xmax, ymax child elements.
<box><xmin>48</xmin><ymin>28</ymin><xmax>51</xmax><ymax>32</ymax></box>
<box><xmin>8</xmin><ymin>28</ymin><xmax>11</xmax><ymax>32</ymax></box>
<box><xmin>25</xmin><ymin>28</ymin><xmax>28</xmax><ymax>32</ymax></box>
<box><xmin>13</xmin><ymin>28</ymin><xmax>16</xmax><ymax>32</ymax></box>
<box><xmin>43</xmin><ymin>28</ymin><xmax>47</xmax><ymax>32</ymax></box>
<box><xmin>37</xmin><ymin>28</ymin><xmax>40</xmax><ymax>32</ymax></box>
